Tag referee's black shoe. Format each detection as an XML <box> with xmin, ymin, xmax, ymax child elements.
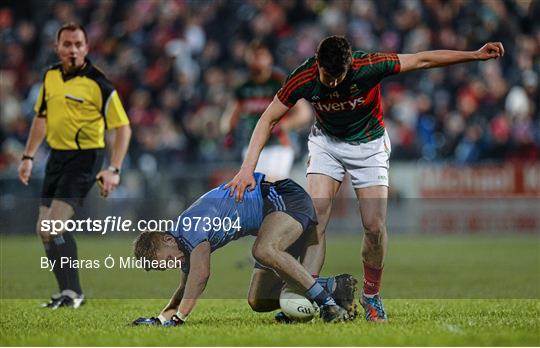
<box><xmin>41</xmin><ymin>291</ymin><xmax>85</xmax><ymax>309</ymax></box>
<box><xmin>41</xmin><ymin>293</ymin><xmax>62</xmax><ymax>309</ymax></box>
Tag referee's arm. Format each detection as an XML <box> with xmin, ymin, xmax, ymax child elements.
<box><xmin>18</xmin><ymin>114</ymin><xmax>47</xmax><ymax>186</ymax></box>
<box><xmin>109</xmin><ymin>124</ymin><xmax>131</xmax><ymax>170</ymax></box>
<box><xmin>96</xmin><ymin>124</ymin><xmax>131</xmax><ymax>197</ymax></box>
<box><xmin>95</xmin><ymin>88</ymin><xmax>132</xmax><ymax>197</ymax></box>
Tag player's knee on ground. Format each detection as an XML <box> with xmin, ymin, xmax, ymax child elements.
<box><xmin>247</xmin><ymin>297</ymin><xmax>279</xmax><ymax>312</ymax></box>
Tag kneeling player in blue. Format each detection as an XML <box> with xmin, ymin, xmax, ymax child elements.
<box><xmin>132</xmin><ymin>173</ymin><xmax>357</xmax><ymax>325</ymax></box>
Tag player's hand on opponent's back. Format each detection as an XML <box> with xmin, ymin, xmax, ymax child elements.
<box><xmin>18</xmin><ymin>159</ymin><xmax>33</xmax><ymax>186</ymax></box>
<box><xmin>224</xmin><ymin>167</ymin><xmax>256</xmax><ymax>202</ymax></box>
<box><xmin>475</xmin><ymin>42</ymin><xmax>504</xmax><ymax>61</ymax></box>
<box><xmin>96</xmin><ymin>170</ymin><xmax>120</xmax><ymax>198</ymax></box>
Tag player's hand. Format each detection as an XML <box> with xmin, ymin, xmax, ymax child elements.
<box><xmin>162</xmin><ymin>314</ymin><xmax>185</xmax><ymax>327</ymax></box>
<box><xmin>132</xmin><ymin>314</ymin><xmax>184</xmax><ymax>327</ymax></box>
<box><xmin>96</xmin><ymin>170</ymin><xmax>120</xmax><ymax>198</ymax></box>
<box><xmin>224</xmin><ymin>168</ymin><xmax>256</xmax><ymax>202</ymax></box>
<box><xmin>18</xmin><ymin>159</ymin><xmax>33</xmax><ymax>186</ymax></box>
<box><xmin>132</xmin><ymin>317</ymin><xmax>161</xmax><ymax>326</ymax></box>
<box><xmin>476</xmin><ymin>42</ymin><xmax>504</xmax><ymax>61</ymax></box>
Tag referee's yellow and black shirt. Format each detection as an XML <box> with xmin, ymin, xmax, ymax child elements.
<box><xmin>34</xmin><ymin>60</ymin><xmax>130</xmax><ymax>150</ymax></box>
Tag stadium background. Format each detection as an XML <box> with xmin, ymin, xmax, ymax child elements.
<box><xmin>0</xmin><ymin>0</ymin><xmax>539</xmax><ymax>296</ymax></box>
<box><xmin>2</xmin><ymin>0</ymin><xmax>539</xmax><ymax>167</ymax></box>
<box><xmin>0</xmin><ymin>1</ymin><xmax>539</xmax><ymax>346</ymax></box>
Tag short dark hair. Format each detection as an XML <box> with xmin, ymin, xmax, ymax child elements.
<box><xmin>316</xmin><ymin>36</ymin><xmax>352</xmax><ymax>77</ymax></box>
<box><xmin>133</xmin><ymin>231</ymin><xmax>164</xmax><ymax>271</ymax></box>
<box><xmin>56</xmin><ymin>22</ymin><xmax>88</xmax><ymax>43</ymax></box>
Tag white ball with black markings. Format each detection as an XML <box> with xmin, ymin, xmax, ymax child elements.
<box><xmin>279</xmin><ymin>287</ymin><xmax>319</xmax><ymax>322</ymax></box>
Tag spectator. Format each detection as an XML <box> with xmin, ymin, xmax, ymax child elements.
<box><xmin>1</xmin><ymin>0</ymin><xmax>538</xmax><ymax>172</ymax></box>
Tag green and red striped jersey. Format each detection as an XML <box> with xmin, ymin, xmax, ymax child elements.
<box><xmin>277</xmin><ymin>51</ymin><xmax>401</xmax><ymax>143</ymax></box>
<box><xmin>235</xmin><ymin>70</ymin><xmax>288</xmax><ymax>146</ymax></box>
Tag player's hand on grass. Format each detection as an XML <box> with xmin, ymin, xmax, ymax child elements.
<box><xmin>476</xmin><ymin>42</ymin><xmax>504</xmax><ymax>61</ymax></box>
<box><xmin>96</xmin><ymin>170</ymin><xmax>120</xmax><ymax>198</ymax></box>
<box><xmin>18</xmin><ymin>159</ymin><xmax>33</xmax><ymax>186</ymax></box>
<box><xmin>162</xmin><ymin>314</ymin><xmax>185</xmax><ymax>327</ymax></box>
<box><xmin>132</xmin><ymin>315</ymin><xmax>184</xmax><ymax>327</ymax></box>
<box><xmin>224</xmin><ymin>168</ymin><xmax>256</xmax><ymax>202</ymax></box>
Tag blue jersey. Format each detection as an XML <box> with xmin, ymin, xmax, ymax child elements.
<box><xmin>170</xmin><ymin>173</ymin><xmax>266</xmax><ymax>263</ymax></box>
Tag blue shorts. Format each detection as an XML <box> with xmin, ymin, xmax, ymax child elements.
<box><xmin>254</xmin><ymin>179</ymin><xmax>317</xmax><ymax>270</ymax></box>
<box><xmin>261</xmin><ymin>179</ymin><xmax>317</xmax><ymax>231</ymax></box>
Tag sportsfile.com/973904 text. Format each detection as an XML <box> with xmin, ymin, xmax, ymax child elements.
<box><xmin>40</xmin><ymin>216</ymin><xmax>242</xmax><ymax>235</ymax></box>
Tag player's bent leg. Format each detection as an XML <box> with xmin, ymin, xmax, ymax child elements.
<box><xmin>355</xmin><ymin>185</ymin><xmax>388</xmax><ymax>322</ymax></box>
<box><xmin>251</xmin><ymin>212</ymin><xmax>309</xmax><ymax>289</ymax></box>
<box><xmin>304</xmin><ymin>174</ymin><xmax>341</xmax><ymax>275</ymax></box>
<box><xmin>252</xmin><ymin>212</ymin><xmax>350</xmax><ymax>322</ymax></box>
<box><xmin>298</xmin><ymin>224</ymin><xmax>358</xmax><ymax>318</ymax></box>
<box><xmin>247</xmin><ymin>268</ymin><xmax>282</xmax><ymax>312</ymax></box>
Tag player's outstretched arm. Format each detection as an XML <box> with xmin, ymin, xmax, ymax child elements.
<box><xmin>18</xmin><ymin>115</ymin><xmax>47</xmax><ymax>186</ymax></box>
<box><xmin>132</xmin><ymin>271</ymin><xmax>188</xmax><ymax>327</ymax></box>
<box><xmin>398</xmin><ymin>42</ymin><xmax>504</xmax><ymax>73</ymax></box>
<box><xmin>176</xmin><ymin>241</ymin><xmax>211</xmax><ymax>320</ymax></box>
<box><xmin>224</xmin><ymin>96</ymin><xmax>289</xmax><ymax>201</ymax></box>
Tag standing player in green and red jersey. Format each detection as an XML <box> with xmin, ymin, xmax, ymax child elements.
<box><xmin>221</xmin><ymin>41</ymin><xmax>311</xmax><ymax>181</ymax></box>
<box><xmin>226</xmin><ymin>36</ymin><xmax>505</xmax><ymax>322</ymax></box>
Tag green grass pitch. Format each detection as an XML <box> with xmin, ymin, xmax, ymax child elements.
<box><xmin>1</xmin><ymin>234</ymin><xmax>539</xmax><ymax>346</ymax></box>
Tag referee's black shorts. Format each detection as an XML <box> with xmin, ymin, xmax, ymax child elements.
<box><xmin>41</xmin><ymin>149</ymin><xmax>105</xmax><ymax>209</ymax></box>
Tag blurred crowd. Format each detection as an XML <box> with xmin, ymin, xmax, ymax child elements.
<box><xmin>1</xmin><ymin>0</ymin><xmax>539</xmax><ymax>175</ymax></box>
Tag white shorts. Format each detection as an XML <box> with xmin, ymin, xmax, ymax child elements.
<box><xmin>243</xmin><ymin>144</ymin><xmax>295</xmax><ymax>180</ymax></box>
<box><xmin>306</xmin><ymin>125</ymin><xmax>391</xmax><ymax>188</ymax></box>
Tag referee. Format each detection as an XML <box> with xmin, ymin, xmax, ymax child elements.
<box><xmin>17</xmin><ymin>23</ymin><xmax>131</xmax><ymax>308</ymax></box>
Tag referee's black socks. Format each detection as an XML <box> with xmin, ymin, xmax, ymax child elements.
<box><xmin>43</xmin><ymin>241</ymin><xmax>67</xmax><ymax>292</ymax></box>
<box><xmin>52</xmin><ymin>232</ymin><xmax>83</xmax><ymax>295</ymax></box>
